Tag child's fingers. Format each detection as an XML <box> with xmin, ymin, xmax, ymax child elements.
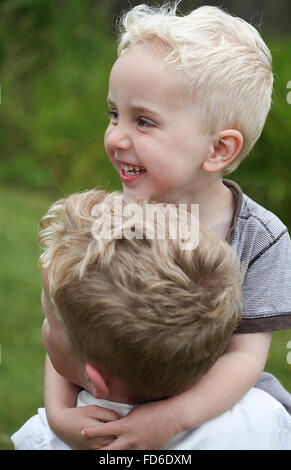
<box><xmin>81</xmin><ymin>425</ymin><xmax>113</xmax><ymax>440</ymax></box>
<box><xmin>80</xmin><ymin>434</ymin><xmax>116</xmax><ymax>449</ymax></box>
<box><xmin>85</xmin><ymin>405</ymin><xmax>120</xmax><ymax>422</ymax></box>
<box><xmin>81</xmin><ymin>420</ymin><xmax>121</xmax><ymax>439</ymax></box>
<box><xmin>99</xmin><ymin>438</ymin><xmax>130</xmax><ymax>450</ymax></box>
<box><xmin>97</xmin><ymin>439</ymin><xmax>117</xmax><ymax>449</ymax></box>
<box><xmin>82</xmin><ymin>421</ymin><xmax>138</xmax><ymax>449</ymax></box>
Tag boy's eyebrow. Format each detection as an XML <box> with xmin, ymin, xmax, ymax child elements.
<box><xmin>107</xmin><ymin>97</ymin><xmax>161</xmax><ymax>118</ymax></box>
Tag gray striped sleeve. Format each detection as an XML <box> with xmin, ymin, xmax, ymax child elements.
<box><xmin>230</xmin><ymin>194</ymin><xmax>291</xmax><ymax>333</ymax></box>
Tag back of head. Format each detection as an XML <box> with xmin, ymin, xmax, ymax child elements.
<box><xmin>39</xmin><ymin>190</ymin><xmax>242</xmax><ymax>403</ymax></box>
<box><xmin>117</xmin><ymin>2</ymin><xmax>273</xmax><ymax>174</ymax></box>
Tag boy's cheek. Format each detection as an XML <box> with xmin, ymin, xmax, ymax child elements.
<box><xmin>104</xmin><ymin>127</ymin><xmax>113</xmax><ymax>151</ymax></box>
<box><xmin>104</xmin><ymin>136</ymin><xmax>115</xmax><ymax>163</ymax></box>
<box><xmin>42</xmin><ymin>319</ymin><xmax>59</xmax><ymax>362</ymax></box>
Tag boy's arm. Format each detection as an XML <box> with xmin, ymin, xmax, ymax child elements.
<box><xmin>44</xmin><ymin>354</ymin><xmax>80</xmax><ymax>412</ymax></box>
<box><xmin>82</xmin><ymin>332</ymin><xmax>272</xmax><ymax>449</ymax></box>
<box><xmin>44</xmin><ymin>354</ymin><xmax>120</xmax><ymax>449</ymax></box>
<box><xmin>171</xmin><ymin>331</ymin><xmax>272</xmax><ymax>430</ymax></box>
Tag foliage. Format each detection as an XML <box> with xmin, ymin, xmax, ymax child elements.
<box><xmin>0</xmin><ymin>0</ymin><xmax>119</xmax><ymax>194</ymax></box>
<box><xmin>0</xmin><ymin>186</ymin><xmax>52</xmax><ymax>449</ymax></box>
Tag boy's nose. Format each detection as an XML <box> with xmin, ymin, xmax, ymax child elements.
<box><xmin>106</xmin><ymin>125</ymin><xmax>131</xmax><ymax>151</ymax></box>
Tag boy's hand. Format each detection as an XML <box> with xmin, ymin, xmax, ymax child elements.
<box><xmin>52</xmin><ymin>405</ymin><xmax>120</xmax><ymax>450</ymax></box>
<box><xmin>81</xmin><ymin>399</ymin><xmax>180</xmax><ymax>450</ymax></box>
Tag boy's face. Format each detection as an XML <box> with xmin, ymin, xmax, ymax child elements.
<box><xmin>105</xmin><ymin>44</ymin><xmax>214</xmax><ymax>203</ymax></box>
<box><xmin>41</xmin><ymin>272</ymin><xmax>85</xmax><ymax>388</ymax></box>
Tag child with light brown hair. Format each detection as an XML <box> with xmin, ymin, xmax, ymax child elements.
<box><xmin>40</xmin><ymin>2</ymin><xmax>291</xmax><ymax>449</ymax></box>
<box><xmin>11</xmin><ymin>190</ymin><xmax>291</xmax><ymax>450</ymax></box>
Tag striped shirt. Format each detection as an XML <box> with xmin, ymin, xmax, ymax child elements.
<box><xmin>224</xmin><ymin>179</ymin><xmax>291</xmax><ymax>413</ymax></box>
<box><xmin>224</xmin><ymin>179</ymin><xmax>291</xmax><ymax>333</ymax></box>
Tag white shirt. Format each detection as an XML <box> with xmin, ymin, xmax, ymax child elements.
<box><xmin>11</xmin><ymin>388</ymin><xmax>291</xmax><ymax>450</ymax></box>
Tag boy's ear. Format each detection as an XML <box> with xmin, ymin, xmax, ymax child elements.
<box><xmin>85</xmin><ymin>363</ymin><xmax>109</xmax><ymax>399</ymax></box>
<box><xmin>203</xmin><ymin>129</ymin><xmax>243</xmax><ymax>173</ymax></box>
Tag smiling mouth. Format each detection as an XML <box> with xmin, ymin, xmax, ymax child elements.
<box><xmin>121</xmin><ymin>163</ymin><xmax>147</xmax><ymax>176</ymax></box>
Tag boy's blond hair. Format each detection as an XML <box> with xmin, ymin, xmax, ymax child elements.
<box><xmin>39</xmin><ymin>190</ymin><xmax>242</xmax><ymax>403</ymax></box>
<box><xmin>117</xmin><ymin>3</ymin><xmax>273</xmax><ymax>174</ymax></box>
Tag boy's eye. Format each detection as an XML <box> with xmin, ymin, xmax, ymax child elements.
<box><xmin>137</xmin><ymin>117</ymin><xmax>155</xmax><ymax>128</ymax></box>
<box><xmin>106</xmin><ymin>110</ymin><xmax>118</xmax><ymax>122</ymax></box>
<box><xmin>106</xmin><ymin>111</ymin><xmax>155</xmax><ymax>129</ymax></box>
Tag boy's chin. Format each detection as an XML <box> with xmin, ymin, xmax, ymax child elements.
<box><xmin>122</xmin><ymin>184</ymin><xmax>167</xmax><ymax>203</ymax></box>
<box><xmin>122</xmin><ymin>183</ymin><xmax>149</xmax><ymax>201</ymax></box>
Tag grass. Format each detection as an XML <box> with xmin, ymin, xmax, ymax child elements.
<box><xmin>0</xmin><ymin>185</ymin><xmax>290</xmax><ymax>450</ymax></box>
<box><xmin>0</xmin><ymin>185</ymin><xmax>55</xmax><ymax>450</ymax></box>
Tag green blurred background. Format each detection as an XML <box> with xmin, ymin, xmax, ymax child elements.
<box><xmin>0</xmin><ymin>0</ymin><xmax>290</xmax><ymax>450</ymax></box>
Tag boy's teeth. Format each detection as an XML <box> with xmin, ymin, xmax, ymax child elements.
<box><xmin>122</xmin><ymin>164</ymin><xmax>146</xmax><ymax>175</ymax></box>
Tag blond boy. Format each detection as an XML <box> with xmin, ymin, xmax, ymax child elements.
<box><xmin>43</xmin><ymin>4</ymin><xmax>291</xmax><ymax>449</ymax></box>
<box><xmin>11</xmin><ymin>190</ymin><xmax>291</xmax><ymax>450</ymax></box>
